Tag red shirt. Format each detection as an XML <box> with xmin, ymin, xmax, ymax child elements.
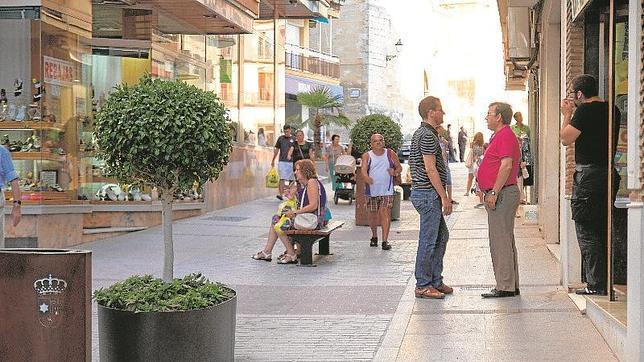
<box><xmin>477</xmin><ymin>125</ymin><xmax>521</xmax><ymax>191</ymax></box>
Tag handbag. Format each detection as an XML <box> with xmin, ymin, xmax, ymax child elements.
<box><xmin>293</xmin><ymin>183</ymin><xmax>322</xmax><ymax>230</ymax></box>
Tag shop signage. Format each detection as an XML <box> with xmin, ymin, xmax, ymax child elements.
<box><xmin>348</xmin><ymin>88</ymin><xmax>361</xmax><ymax>98</ymax></box>
<box><xmin>43</xmin><ymin>56</ymin><xmax>74</xmax><ymax>87</ymax></box>
<box><xmin>571</xmin><ymin>0</ymin><xmax>592</xmax><ymax>22</ymax></box>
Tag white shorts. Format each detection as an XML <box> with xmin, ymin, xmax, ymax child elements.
<box><xmin>278</xmin><ymin>161</ymin><xmax>294</xmax><ymax>181</ymax></box>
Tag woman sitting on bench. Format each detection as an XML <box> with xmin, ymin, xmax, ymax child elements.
<box><xmin>252</xmin><ymin>159</ymin><xmax>327</xmax><ymax>264</ymax></box>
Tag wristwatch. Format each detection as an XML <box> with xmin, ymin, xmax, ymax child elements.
<box><xmin>488</xmin><ymin>190</ymin><xmax>497</xmax><ymax>196</ymax></box>
<box><xmin>13</xmin><ymin>200</ymin><xmax>21</xmax><ymax>205</ymax></box>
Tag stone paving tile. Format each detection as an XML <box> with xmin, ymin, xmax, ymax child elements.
<box><xmin>235</xmin><ymin>315</ymin><xmax>390</xmax><ymax>361</ymax></box>
<box><xmin>233</xmin><ymin>285</ymin><xmax>404</xmax><ymax>315</ymax></box>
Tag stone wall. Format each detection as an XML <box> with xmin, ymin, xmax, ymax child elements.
<box><xmin>564</xmin><ymin>0</ymin><xmax>584</xmax><ymax>196</ymax></box>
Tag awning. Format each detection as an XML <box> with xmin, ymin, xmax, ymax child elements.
<box><xmin>285</xmin><ymin>74</ymin><xmax>342</xmax><ymax>98</ymax></box>
<box><xmin>259</xmin><ymin>0</ymin><xmax>329</xmax><ymax>19</ymax></box>
<box><xmin>136</xmin><ymin>0</ymin><xmax>257</xmax><ymax>34</ymax></box>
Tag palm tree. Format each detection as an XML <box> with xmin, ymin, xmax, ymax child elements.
<box><xmin>291</xmin><ymin>86</ymin><xmax>351</xmax><ymax>153</ymax></box>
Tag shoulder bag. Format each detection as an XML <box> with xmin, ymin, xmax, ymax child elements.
<box><xmin>293</xmin><ymin>183</ymin><xmax>321</xmax><ymax>230</ymax></box>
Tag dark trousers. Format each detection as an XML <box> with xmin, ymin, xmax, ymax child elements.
<box><xmin>458</xmin><ymin>143</ymin><xmax>465</xmax><ymax>162</ymax></box>
<box><xmin>571</xmin><ymin>164</ymin><xmax>615</xmax><ymax>292</ymax></box>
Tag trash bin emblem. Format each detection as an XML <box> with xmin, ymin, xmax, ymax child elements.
<box><xmin>33</xmin><ymin>274</ymin><xmax>67</xmax><ymax>328</ymax></box>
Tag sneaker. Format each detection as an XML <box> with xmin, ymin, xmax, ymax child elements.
<box><xmin>370</xmin><ymin>237</ymin><xmax>378</xmax><ymax>247</ymax></box>
<box><xmin>381</xmin><ymin>241</ymin><xmax>391</xmax><ymax>250</ymax></box>
<box><xmin>575</xmin><ymin>287</ymin><xmax>606</xmax><ymax>295</ymax></box>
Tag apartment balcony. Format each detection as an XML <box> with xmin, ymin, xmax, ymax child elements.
<box><xmin>285</xmin><ymin>44</ymin><xmax>340</xmax><ymax>80</ymax></box>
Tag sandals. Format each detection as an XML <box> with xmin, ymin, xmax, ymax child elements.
<box><xmin>251</xmin><ymin>250</ymin><xmax>272</xmax><ymax>262</ymax></box>
<box><xmin>277</xmin><ymin>253</ymin><xmax>297</xmax><ymax>264</ymax></box>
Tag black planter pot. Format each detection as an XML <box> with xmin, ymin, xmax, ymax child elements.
<box><xmin>98</xmin><ymin>293</ymin><xmax>236</xmax><ymax>362</ymax></box>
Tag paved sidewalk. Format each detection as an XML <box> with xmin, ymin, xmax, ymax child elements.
<box><xmin>80</xmin><ymin>163</ymin><xmax>616</xmax><ymax>361</ymax></box>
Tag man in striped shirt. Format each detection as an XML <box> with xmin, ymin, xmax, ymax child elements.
<box><xmin>409</xmin><ymin>96</ymin><xmax>453</xmax><ymax>300</ymax></box>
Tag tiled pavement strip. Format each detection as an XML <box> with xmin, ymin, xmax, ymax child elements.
<box><xmin>80</xmin><ymin>164</ymin><xmax>617</xmax><ymax>361</ymax></box>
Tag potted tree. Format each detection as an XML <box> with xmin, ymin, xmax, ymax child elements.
<box><xmin>349</xmin><ymin>114</ymin><xmax>403</xmax><ymax>226</ymax></box>
<box><xmin>290</xmin><ymin>86</ymin><xmax>351</xmax><ymax>154</ymax></box>
<box><xmin>92</xmin><ymin>75</ymin><xmax>236</xmax><ymax>361</ymax></box>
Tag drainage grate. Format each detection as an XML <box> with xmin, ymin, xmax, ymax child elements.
<box><xmin>205</xmin><ymin>216</ymin><xmax>250</xmax><ymax>222</ymax></box>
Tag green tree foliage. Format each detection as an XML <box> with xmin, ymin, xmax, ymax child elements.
<box><xmin>94</xmin><ymin>75</ymin><xmax>233</xmax><ymax>281</ymax></box>
<box><xmin>349</xmin><ymin>114</ymin><xmax>403</xmax><ymax>155</ymax></box>
<box><xmin>291</xmin><ymin>86</ymin><xmax>350</xmax><ymax>151</ymax></box>
<box><xmin>94</xmin><ymin>75</ymin><xmax>232</xmax><ymax>193</ymax></box>
<box><xmin>93</xmin><ymin>273</ymin><xmax>235</xmax><ymax>312</ymax></box>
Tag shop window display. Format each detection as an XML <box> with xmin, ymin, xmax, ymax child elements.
<box><xmin>0</xmin><ymin>11</ymin><xmax>91</xmax><ymax>204</ymax></box>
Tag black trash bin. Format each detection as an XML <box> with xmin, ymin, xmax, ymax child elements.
<box><xmin>0</xmin><ymin>249</ymin><xmax>92</xmax><ymax>361</ymax></box>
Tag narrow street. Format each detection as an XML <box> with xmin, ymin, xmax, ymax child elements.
<box><xmin>81</xmin><ymin>163</ymin><xmax>616</xmax><ymax>361</ymax></box>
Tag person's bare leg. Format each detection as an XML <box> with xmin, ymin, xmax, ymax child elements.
<box><xmin>278</xmin><ymin>179</ymin><xmax>286</xmax><ymax>196</ymax></box>
<box><xmin>464</xmin><ymin>173</ymin><xmax>474</xmax><ymax>196</ymax></box>
<box><xmin>380</xmin><ymin>206</ymin><xmax>392</xmax><ymax>242</ymax></box>
<box><xmin>262</xmin><ymin>225</ymin><xmax>280</xmax><ymax>254</ymax></box>
<box><xmin>368</xmin><ymin>210</ymin><xmax>379</xmax><ymax>239</ymax></box>
<box><xmin>447</xmin><ymin>185</ymin><xmax>453</xmax><ymax>200</ymax></box>
<box><xmin>278</xmin><ymin>233</ymin><xmax>295</xmax><ymax>256</ymax></box>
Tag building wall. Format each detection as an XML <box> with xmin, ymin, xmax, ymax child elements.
<box><xmin>537</xmin><ymin>0</ymin><xmax>562</xmax><ymax>245</ymax></box>
<box><xmin>334</xmin><ymin>0</ymin><xmax>413</xmax><ymax>134</ymax></box>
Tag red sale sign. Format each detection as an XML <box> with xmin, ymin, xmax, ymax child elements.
<box><xmin>43</xmin><ymin>56</ymin><xmax>74</xmax><ymax>86</ymax></box>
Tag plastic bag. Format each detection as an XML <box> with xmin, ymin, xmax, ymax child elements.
<box><xmin>266</xmin><ymin>167</ymin><xmax>279</xmax><ymax>188</ymax></box>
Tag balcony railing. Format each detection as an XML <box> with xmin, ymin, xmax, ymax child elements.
<box><xmin>285</xmin><ymin>45</ymin><xmax>340</xmax><ymax>79</ymax></box>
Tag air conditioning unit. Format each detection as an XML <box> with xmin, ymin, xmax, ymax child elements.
<box><xmin>507</xmin><ymin>7</ymin><xmax>531</xmax><ymax>59</ymax></box>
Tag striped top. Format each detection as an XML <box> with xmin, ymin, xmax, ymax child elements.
<box><xmin>410</xmin><ymin>122</ymin><xmax>448</xmax><ymax>190</ymax></box>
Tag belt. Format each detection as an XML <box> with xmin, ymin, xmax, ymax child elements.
<box><xmin>483</xmin><ymin>184</ymin><xmax>516</xmax><ymax>194</ymax></box>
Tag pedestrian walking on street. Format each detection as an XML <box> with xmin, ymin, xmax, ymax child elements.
<box><xmin>0</xmin><ymin>145</ymin><xmax>21</xmax><ymax>247</ymax></box>
<box><xmin>511</xmin><ymin>111</ymin><xmax>532</xmax><ymax>204</ymax></box>
<box><xmin>271</xmin><ymin>125</ymin><xmax>295</xmax><ymax>200</ymax></box>
<box><xmin>361</xmin><ymin>133</ymin><xmax>402</xmax><ymax>251</ymax></box>
<box><xmin>457</xmin><ymin>126</ymin><xmax>467</xmax><ymax>162</ymax></box>
<box><xmin>409</xmin><ymin>96</ymin><xmax>453</xmax><ymax>299</ymax></box>
<box><xmin>464</xmin><ymin>132</ymin><xmax>484</xmax><ymax>197</ymax></box>
<box><xmin>324</xmin><ymin>134</ymin><xmax>352</xmax><ymax>191</ymax></box>
<box><xmin>478</xmin><ymin>102</ymin><xmax>522</xmax><ymax>298</ymax></box>
<box><xmin>288</xmin><ymin>129</ymin><xmax>314</xmax><ymax>167</ymax></box>
<box><xmin>445</xmin><ymin>124</ymin><xmax>457</xmax><ymax>163</ymax></box>
<box><xmin>560</xmin><ymin>74</ymin><xmax>620</xmax><ymax>296</ymax></box>
<box><xmin>436</xmin><ymin>125</ymin><xmax>458</xmax><ymax>205</ymax></box>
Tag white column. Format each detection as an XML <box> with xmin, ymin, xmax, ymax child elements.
<box><xmin>627</xmin><ymin>202</ymin><xmax>644</xmax><ymax>361</ymax></box>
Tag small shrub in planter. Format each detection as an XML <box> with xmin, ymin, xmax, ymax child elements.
<box><xmin>93</xmin><ymin>274</ymin><xmax>235</xmax><ymax>313</ymax></box>
<box><xmin>349</xmin><ymin>114</ymin><xmax>403</xmax><ymax>155</ymax></box>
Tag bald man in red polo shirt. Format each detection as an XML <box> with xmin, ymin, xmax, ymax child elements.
<box><xmin>477</xmin><ymin>102</ymin><xmax>522</xmax><ymax>298</ymax></box>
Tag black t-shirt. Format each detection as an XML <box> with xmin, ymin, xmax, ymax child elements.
<box><xmin>275</xmin><ymin>135</ymin><xmax>294</xmax><ymax>162</ymax></box>
<box><xmin>569</xmin><ymin>101</ymin><xmax>620</xmax><ymax>166</ymax></box>
<box><xmin>292</xmin><ymin>141</ymin><xmax>313</xmax><ymax>164</ymax></box>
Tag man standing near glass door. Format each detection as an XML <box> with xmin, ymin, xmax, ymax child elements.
<box><xmin>560</xmin><ymin>74</ymin><xmax>620</xmax><ymax>295</ymax></box>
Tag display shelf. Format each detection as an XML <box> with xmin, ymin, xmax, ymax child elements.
<box><xmin>0</xmin><ymin>121</ymin><xmax>65</xmax><ymax>131</ymax></box>
<box><xmin>6</xmin><ymin>190</ymin><xmax>74</xmax><ymax>204</ymax></box>
<box><xmin>11</xmin><ymin>151</ymin><xmax>65</xmax><ymax>162</ymax></box>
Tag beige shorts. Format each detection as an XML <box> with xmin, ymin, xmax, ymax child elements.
<box><xmin>367</xmin><ymin>195</ymin><xmax>393</xmax><ymax>212</ymax></box>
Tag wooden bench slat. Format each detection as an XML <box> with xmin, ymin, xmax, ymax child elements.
<box><xmin>285</xmin><ymin>221</ymin><xmax>344</xmax><ymax>236</ymax></box>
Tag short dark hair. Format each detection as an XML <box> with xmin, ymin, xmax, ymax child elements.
<box><xmin>283</xmin><ymin>124</ymin><xmax>291</xmax><ymax>131</ymax></box>
<box><xmin>572</xmin><ymin>74</ymin><xmax>598</xmax><ymax>98</ymax></box>
<box><xmin>488</xmin><ymin>102</ymin><xmax>513</xmax><ymax>125</ymax></box>
<box><xmin>418</xmin><ymin>96</ymin><xmax>441</xmax><ymax>119</ymax></box>
<box><xmin>331</xmin><ymin>134</ymin><xmax>339</xmax><ymax>141</ymax></box>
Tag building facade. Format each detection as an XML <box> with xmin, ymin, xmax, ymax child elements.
<box><xmin>497</xmin><ymin>0</ymin><xmax>643</xmax><ymax>360</ymax></box>
<box><xmin>0</xmin><ymin>0</ymin><xmax>333</xmax><ymax>247</ymax></box>
<box><xmin>333</xmin><ymin>0</ymin><xmax>414</xmax><ymax>135</ymax></box>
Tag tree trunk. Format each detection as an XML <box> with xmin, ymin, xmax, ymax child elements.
<box><xmin>161</xmin><ymin>191</ymin><xmax>174</xmax><ymax>282</ymax></box>
<box><xmin>314</xmin><ymin>113</ymin><xmax>322</xmax><ymax>156</ymax></box>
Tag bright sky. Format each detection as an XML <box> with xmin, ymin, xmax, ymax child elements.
<box><xmin>380</xmin><ymin>0</ymin><xmax>528</xmax><ymax>137</ymax></box>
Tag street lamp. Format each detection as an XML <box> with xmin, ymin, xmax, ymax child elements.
<box><xmin>386</xmin><ymin>39</ymin><xmax>404</xmax><ymax>62</ymax></box>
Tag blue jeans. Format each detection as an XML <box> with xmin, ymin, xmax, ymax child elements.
<box><xmin>410</xmin><ymin>189</ymin><xmax>449</xmax><ymax>288</ymax></box>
